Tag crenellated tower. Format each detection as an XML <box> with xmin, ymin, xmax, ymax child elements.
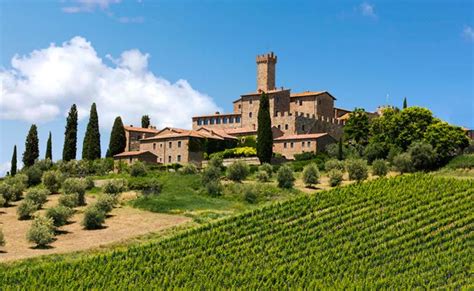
<box><xmin>256</xmin><ymin>52</ymin><xmax>277</xmax><ymax>92</ymax></box>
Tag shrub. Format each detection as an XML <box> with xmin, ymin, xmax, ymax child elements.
<box><xmin>325</xmin><ymin>159</ymin><xmax>345</xmax><ymax>172</ymax></box>
<box><xmin>208</xmin><ymin>155</ymin><xmax>224</xmax><ymax>169</ymax></box>
<box><xmin>256</xmin><ymin>170</ymin><xmax>270</xmax><ymax>182</ymax></box>
<box><xmin>46</xmin><ymin>206</ymin><xmax>74</xmax><ymax>227</ymax></box>
<box><xmin>0</xmin><ymin>195</ymin><xmax>5</xmax><ymax>207</ymax></box>
<box><xmin>24</xmin><ymin>164</ymin><xmax>43</xmax><ymax>187</ymax></box>
<box><xmin>408</xmin><ymin>141</ymin><xmax>437</xmax><ymax>171</ymax></box>
<box><xmin>387</xmin><ymin>146</ymin><xmax>403</xmax><ymax>163</ymax></box>
<box><xmin>82</xmin><ymin>205</ymin><xmax>106</xmax><ymax>230</ymax></box>
<box><xmin>259</xmin><ymin>163</ymin><xmax>273</xmax><ymax>176</ymax></box>
<box><xmin>209</xmin><ymin>147</ymin><xmax>257</xmax><ymax>160</ymax></box>
<box><xmin>226</xmin><ymin>161</ymin><xmax>249</xmax><ymax>182</ymax></box>
<box><xmin>364</xmin><ymin>142</ymin><xmax>388</xmax><ymax>163</ymax></box>
<box><xmin>58</xmin><ymin>193</ymin><xmax>79</xmax><ymax>208</ymax></box>
<box><xmin>63</xmin><ymin>178</ymin><xmax>87</xmax><ymax>205</ymax></box>
<box><xmin>393</xmin><ymin>153</ymin><xmax>414</xmax><ymax>174</ymax></box>
<box><xmin>202</xmin><ymin>166</ymin><xmax>221</xmax><ymax>185</ymax></box>
<box><xmin>294</xmin><ymin>152</ymin><xmax>317</xmax><ymax>161</ymax></box>
<box><xmin>130</xmin><ymin>161</ymin><xmax>147</xmax><ymax>177</ymax></box>
<box><xmin>181</xmin><ymin>163</ymin><xmax>199</xmax><ymax>175</ymax></box>
<box><xmin>95</xmin><ymin>195</ymin><xmax>117</xmax><ymax>214</ymax></box>
<box><xmin>302</xmin><ymin>163</ymin><xmax>320</xmax><ymax>187</ymax></box>
<box><xmin>128</xmin><ymin>177</ymin><xmax>161</xmax><ymax>196</ymax></box>
<box><xmin>42</xmin><ymin>170</ymin><xmax>61</xmax><ymax>193</ymax></box>
<box><xmin>237</xmin><ymin>135</ymin><xmax>257</xmax><ymax>148</ymax></box>
<box><xmin>27</xmin><ymin>216</ymin><xmax>55</xmax><ymax>247</ymax></box>
<box><xmin>276</xmin><ymin>165</ymin><xmax>295</xmax><ymax>189</ymax></box>
<box><xmin>0</xmin><ymin>228</ymin><xmax>4</xmax><ymax>247</ymax></box>
<box><xmin>103</xmin><ymin>179</ymin><xmax>127</xmax><ymax>196</ymax></box>
<box><xmin>17</xmin><ymin>199</ymin><xmax>39</xmax><ymax>220</ymax></box>
<box><xmin>372</xmin><ymin>159</ymin><xmax>388</xmax><ymax>177</ymax></box>
<box><xmin>328</xmin><ymin>169</ymin><xmax>343</xmax><ymax>187</ymax></box>
<box><xmin>84</xmin><ymin>177</ymin><xmax>95</xmax><ymax>190</ymax></box>
<box><xmin>444</xmin><ymin>154</ymin><xmax>474</xmax><ymax>169</ymax></box>
<box><xmin>244</xmin><ymin>188</ymin><xmax>257</xmax><ymax>204</ymax></box>
<box><xmin>346</xmin><ymin>159</ymin><xmax>369</xmax><ymax>182</ymax></box>
<box><xmin>0</xmin><ymin>183</ymin><xmax>14</xmax><ymax>205</ymax></box>
<box><xmin>25</xmin><ymin>188</ymin><xmax>49</xmax><ymax>207</ymax></box>
<box><xmin>206</xmin><ymin>180</ymin><xmax>223</xmax><ymax>197</ymax></box>
<box><xmin>4</xmin><ymin>174</ymin><xmax>28</xmax><ymax>201</ymax></box>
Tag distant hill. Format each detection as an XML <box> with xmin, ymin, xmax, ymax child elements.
<box><xmin>1</xmin><ymin>174</ymin><xmax>472</xmax><ymax>289</ymax></box>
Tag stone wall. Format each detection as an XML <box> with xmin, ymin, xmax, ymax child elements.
<box><xmin>202</xmin><ymin>156</ymin><xmax>260</xmax><ymax>168</ymax></box>
<box><xmin>140</xmin><ymin>136</ymin><xmax>192</xmax><ymax>164</ymax></box>
<box><xmin>295</xmin><ymin>115</ymin><xmax>344</xmax><ymax>139</ymax></box>
<box><xmin>256</xmin><ymin>52</ymin><xmax>277</xmax><ymax>91</ymax></box>
<box><xmin>125</xmin><ymin>131</ymin><xmax>156</xmax><ymax>152</ymax></box>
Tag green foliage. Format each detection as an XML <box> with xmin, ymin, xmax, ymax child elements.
<box><xmin>63</xmin><ymin>104</ymin><xmax>78</xmax><ymax>161</ymax></box>
<box><xmin>63</xmin><ymin>178</ymin><xmax>87</xmax><ymax>205</ymax></box>
<box><xmin>403</xmin><ymin>97</ymin><xmax>408</xmax><ymax>109</ymax></box>
<box><xmin>290</xmin><ymin>154</ymin><xmax>328</xmax><ymax>172</ymax></box>
<box><xmin>17</xmin><ymin>199</ymin><xmax>39</xmax><ymax>220</ymax></box>
<box><xmin>364</xmin><ymin>142</ymin><xmax>389</xmax><ymax>163</ymax></box>
<box><xmin>346</xmin><ymin>159</ymin><xmax>369</xmax><ymax>182</ymax></box>
<box><xmin>130</xmin><ymin>161</ymin><xmax>147</xmax><ymax>177</ymax></box>
<box><xmin>107</xmin><ymin>116</ymin><xmax>126</xmax><ymax>158</ymax></box>
<box><xmin>209</xmin><ymin>147</ymin><xmax>257</xmax><ymax>160</ymax></box>
<box><xmin>255</xmin><ymin>170</ymin><xmax>270</xmax><ymax>182</ymax></box>
<box><xmin>424</xmin><ymin>121</ymin><xmax>470</xmax><ymax>163</ymax></box>
<box><xmin>0</xmin><ymin>195</ymin><xmax>5</xmax><ymax>207</ymax></box>
<box><xmin>42</xmin><ymin>170</ymin><xmax>62</xmax><ymax>193</ymax></box>
<box><xmin>328</xmin><ymin>169</ymin><xmax>344</xmax><ymax>186</ymax></box>
<box><xmin>326</xmin><ymin>143</ymin><xmax>361</xmax><ymax>160</ymax></box>
<box><xmin>11</xmin><ymin>145</ymin><xmax>17</xmax><ymax>176</ymax></box>
<box><xmin>45</xmin><ymin>131</ymin><xmax>53</xmax><ymax>160</ymax></box>
<box><xmin>372</xmin><ymin>159</ymin><xmax>388</xmax><ymax>177</ymax></box>
<box><xmin>103</xmin><ymin>179</ymin><xmax>127</xmax><ymax>196</ymax></box>
<box><xmin>257</xmin><ymin>92</ymin><xmax>273</xmax><ymax>164</ymax></box>
<box><xmin>25</xmin><ymin>188</ymin><xmax>49</xmax><ymax>207</ymax></box>
<box><xmin>202</xmin><ymin>166</ymin><xmax>221</xmax><ymax>185</ymax></box>
<box><xmin>244</xmin><ymin>187</ymin><xmax>258</xmax><ymax>204</ymax></box>
<box><xmin>226</xmin><ymin>161</ymin><xmax>249</xmax><ymax>182</ymax></box>
<box><xmin>84</xmin><ymin>176</ymin><xmax>95</xmax><ymax>190</ymax></box>
<box><xmin>46</xmin><ymin>206</ymin><xmax>74</xmax><ymax>227</ymax></box>
<box><xmin>58</xmin><ymin>193</ymin><xmax>79</xmax><ymax>208</ymax></box>
<box><xmin>443</xmin><ymin>154</ymin><xmax>474</xmax><ymax>169</ymax></box>
<box><xmin>237</xmin><ymin>135</ymin><xmax>257</xmax><ymax>148</ymax></box>
<box><xmin>393</xmin><ymin>153</ymin><xmax>414</xmax><ymax>174</ymax></box>
<box><xmin>407</xmin><ymin>141</ymin><xmax>437</xmax><ymax>171</ymax></box>
<box><xmin>294</xmin><ymin>152</ymin><xmax>316</xmax><ymax>161</ymax></box>
<box><xmin>208</xmin><ymin>155</ymin><xmax>224</xmax><ymax>169</ymax></box>
<box><xmin>82</xmin><ymin>205</ymin><xmax>106</xmax><ymax>230</ymax></box>
<box><xmin>141</xmin><ymin>115</ymin><xmax>150</xmax><ymax>128</ymax></box>
<box><xmin>0</xmin><ymin>182</ymin><xmax>23</xmax><ymax>205</ymax></box>
<box><xmin>325</xmin><ymin>159</ymin><xmax>345</xmax><ymax>172</ymax></box>
<box><xmin>27</xmin><ymin>216</ymin><xmax>55</xmax><ymax>247</ymax></box>
<box><xmin>128</xmin><ymin>177</ymin><xmax>161</xmax><ymax>196</ymax></box>
<box><xmin>180</xmin><ymin>163</ymin><xmax>198</xmax><ymax>175</ymax></box>
<box><xmin>387</xmin><ymin>145</ymin><xmax>402</xmax><ymax>163</ymax></box>
<box><xmin>338</xmin><ymin>138</ymin><xmax>343</xmax><ymax>160</ymax></box>
<box><xmin>276</xmin><ymin>164</ymin><xmax>295</xmax><ymax>189</ymax></box>
<box><xmin>258</xmin><ymin>163</ymin><xmax>273</xmax><ymax>177</ymax></box>
<box><xmin>0</xmin><ymin>228</ymin><xmax>4</xmax><ymax>247</ymax></box>
<box><xmin>82</xmin><ymin>103</ymin><xmax>101</xmax><ymax>160</ymax></box>
<box><xmin>24</xmin><ymin>164</ymin><xmax>43</xmax><ymax>187</ymax></box>
<box><xmin>95</xmin><ymin>195</ymin><xmax>117</xmax><ymax>214</ymax></box>
<box><xmin>344</xmin><ymin>108</ymin><xmax>370</xmax><ymax>144</ymax></box>
<box><xmin>206</xmin><ymin>180</ymin><xmax>223</xmax><ymax>197</ymax></box>
<box><xmin>302</xmin><ymin>163</ymin><xmax>320</xmax><ymax>187</ymax></box>
<box><xmin>23</xmin><ymin>124</ymin><xmax>39</xmax><ymax>167</ymax></box>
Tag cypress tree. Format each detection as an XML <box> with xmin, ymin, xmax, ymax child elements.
<box><xmin>141</xmin><ymin>115</ymin><xmax>150</xmax><ymax>128</ymax></box>
<box><xmin>256</xmin><ymin>92</ymin><xmax>273</xmax><ymax>164</ymax></box>
<box><xmin>23</xmin><ymin>124</ymin><xmax>39</xmax><ymax>167</ymax></box>
<box><xmin>63</xmin><ymin>104</ymin><xmax>78</xmax><ymax>161</ymax></box>
<box><xmin>82</xmin><ymin>103</ymin><xmax>101</xmax><ymax>160</ymax></box>
<box><xmin>338</xmin><ymin>138</ymin><xmax>343</xmax><ymax>160</ymax></box>
<box><xmin>403</xmin><ymin>97</ymin><xmax>408</xmax><ymax>109</ymax></box>
<box><xmin>45</xmin><ymin>131</ymin><xmax>52</xmax><ymax>161</ymax></box>
<box><xmin>11</xmin><ymin>145</ymin><xmax>17</xmax><ymax>176</ymax></box>
<box><xmin>107</xmin><ymin>116</ymin><xmax>126</xmax><ymax>157</ymax></box>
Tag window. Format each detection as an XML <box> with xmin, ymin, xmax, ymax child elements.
<box><xmin>210</xmin><ymin>118</ymin><xmax>215</xmax><ymax>125</ymax></box>
<box><xmin>249</xmin><ymin>99</ymin><xmax>253</xmax><ymax>104</ymax></box>
<box><xmin>299</xmin><ymin>100</ymin><xmax>303</xmax><ymax>106</ymax></box>
<box><xmin>169</xmin><ymin>142</ymin><xmax>172</xmax><ymax>148</ymax></box>
<box><xmin>285</xmin><ymin>124</ymin><xmax>289</xmax><ymax>130</ymax></box>
<box><xmin>216</xmin><ymin>118</ymin><xmax>221</xmax><ymax>124</ymax></box>
<box><xmin>275</xmin><ymin>111</ymin><xmax>279</xmax><ymax>116</ymax></box>
<box><xmin>204</xmin><ymin>119</ymin><xmax>209</xmax><ymax>125</ymax></box>
<box><xmin>223</xmin><ymin>117</ymin><xmax>228</xmax><ymax>124</ymax></box>
<box><xmin>160</xmin><ymin>143</ymin><xmax>163</xmax><ymax>148</ymax></box>
<box><xmin>290</xmin><ymin>142</ymin><xmax>294</xmax><ymax>148</ymax></box>
<box><xmin>307</xmin><ymin>114</ymin><xmax>310</xmax><ymax>118</ymax></box>
<box><xmin>302</xmin><ymin>125</ymin><xmax>305</xmax><ymax>131</ymax></box>
<box><xmin>229</xmin><ymin>117</ymin><xmax>234</xmax><ymax>123</ymax></box>
<box><xmin>278</xmin><ymin>125</ymin><xmax>281</xmax><ymax>129</ymax></box>
<box><xmin>129</xmin><ymin>157</ymin><xmax>132</xmax><ymax>163</ymax></box>
<box><xmin>159</xmin><ymin>158</ymin><xmax>162</xmax><ymax>162</ymax></box>
<box><xmin>168</xmin><ymin>156</ymin><xmax>172</xmax><ymax>163</ymax></box>
<box><xmin>177</xmin><ymin>155</ymin><xmax>181</xmax><ymax>162</ymax></box>
<box><xmin>307</xmin><ymin>141</ymin><xmax>311</xmax><ymax>147</ymax></box>
<box><xmin>295</xmin><ymin>111</ymin><xmax>298</xmax><ymax>116</ymax></box>
<box><xmin>249</xmin><ymin>112</ymin><xmax>252</xmax><ymax>118</ymax></box>
<box><xmin>178</xmin><ymin>141</ymin><xmax>181</xmax><ymax>148</ymax></box>
<box><xmin>236</xmin><ymin>116</ymin><xmax>241</xmax><ymax>123</ymax></box>
<box><xmin>284</xmin><ymin>142</ymin><xmax>287</xmax><ymax>148</ymax></box>
<box><xmin>197</xmin><ymin>119</ymin><xmax>202</xmax><ymax>125</ymax></box>
<box><xmin>302</xmin><ymin>141</ymin><xmax>305</xmax><ymax>147</ymax></box>
<box><xmin>238</xmin><ymin>104</ymin><xmax>241</xmax><ymax>109</ymax></box>
<box><xmin>153</xmin><ymin>143</ymin><xmax>156</xmax><ymax>150</ymax></box>
<box><xmin>318</xmin><ymin>100</ymin><xmax>321</xmax><ymax>105</ymax></box>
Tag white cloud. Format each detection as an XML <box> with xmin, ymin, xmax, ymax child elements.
<box><xmin>0</xmin><ymin>36</ymin><xmax>220</xmax><ymax>129</ymax></box>
<box><xmin>360</xmin><ymin>2</ymin><xmax>376</xmax><ymax>18</ymax></box>
<box><xmin>0</xmin><ymin>161</ymin><xmax>11</xmax><ymax>177</ymax></box>
<box><xmin>463</xmin><ymin>26</ymin><xmax>474</xmax><ymax>41</ymax></box>
<box><xmin>62</xmin><ymin>0</ymin><xmax>121</xmax><ymax>13</ymax></box>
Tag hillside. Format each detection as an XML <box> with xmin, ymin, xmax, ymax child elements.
<box><xmin>1</xmin><ymin>174</ymin><xmax>472</xmax><ymax>289</ymax></box>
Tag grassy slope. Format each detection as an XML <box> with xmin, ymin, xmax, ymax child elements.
<box><xmin>1</xmin><ymin>174</ymin><xmax>472</xmax><ymax>289</ymax></box>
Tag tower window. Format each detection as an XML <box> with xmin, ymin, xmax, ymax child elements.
<box><xmin>177</xmin><ymin>155</ymin><xmax>181</xmax><ymax>162</ymax></box>
<box><xmin>249</xmin><ymin>112</ymin><xmax>253</xmax><ymax>118</ymax></box>
<box><xmin>284</xmin><ymin>142</ymin><xmax>287</xmax><ymax>148</ymax></box>
<box><xmin>302</xmin><ymin>141</ymin><xmax>305</xmax><ymax>147</ymax></box>
<box><xmin>299</xmin><ymin>100</ymin><xmax>303</xmax><ymax>106</ymax></box>
<box><xmin>236</xmin><ymin>116</ymin><xmax>241</xmax><ymax>123</ymax></box>
<box><xmin>168</xmin><ymin>156</ymin><xmax>172</xmax><ymax>163</ymax></box>
<box><xmin>307</xmin><ymin>141</ymin><xmax>311</xmax><ymax>147</ymax></box>
<box><xmin>178</xmin><ymin>141</ymin><xmax>181</xmax><ymax>148</ymax></box>
<box><xmin>153</xmin><ymin>143</ymin><xmax>156</xmax><ymax>150</ymax></box>
<box><xmin>249</xmin><ymin>99</ymin><xmax>253</xmax><ymax>104</ymax></box>
<box><xmin>290</xmin><ymin>142</ymin><xmax>294</xmax><ymax>148</ymax></box>
<box><xmin>285</xmin><ymin>124</ymin><xmax>288</xmax><ymax>130</ymax></box>
<box><xmin>169</xmin><ymin>142</ymin><xmax>172</xmax><ymax>148</ymax></box>
<box><xmin>302</xmin><ymin>125</ymin><xmax>305</xmax><ymax>131</ymax></box>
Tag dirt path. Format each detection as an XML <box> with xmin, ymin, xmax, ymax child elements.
<box><xmin>0</xmin><ymin>194</ymin><xmax>191</xmax><ymax>262</ymax></box>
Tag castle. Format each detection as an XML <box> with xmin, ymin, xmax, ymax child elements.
<box><xmin>114</xmin><ymin>52</ymin><xmax>352</xmax><ymax>166</ymax></box>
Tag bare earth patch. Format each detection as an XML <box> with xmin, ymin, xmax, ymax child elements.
<box><xmin>0</xmin><ymin>194</ymin><xmax>191</xmax><ymax>262</ymax></box>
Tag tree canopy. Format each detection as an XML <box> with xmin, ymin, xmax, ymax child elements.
<box><xmin>45</xmin><ymin>131</ymin><xmax>52</xmax><ymax>161</ymax></box>
<box><xmin>11</xmin><ymin>145</ymin><xmax>17</xmax><ymax>176</ymax></box>
<box><xmin>23</xmin><ymin>124</ymin><xmax>39</xmax><ymax>167</ymax></box>
<box><xmin>256</xmin><ymin>92</ymin><xmax>273</xmax><ymax>164</ymax></box>
<box><xmin>344</xmin><ymin>108</ymin><xmax>370</xmax><ymax>145</ymax></box>
<box><xmin>82</xmin><ymin>103</ymin><xmax>101</xmax><ymax>160</ymax></box>
<box><xmin>107</xmin><ymin>116</ymin><xmax>126</xmax><ymax>158</ymax></box>
<box><xmin>141</xmin><ymin>115</ymin><xmax>150</xmax><ymax>128</ymax></box>
<box><xmin>63</xmin><ymin>104</ymin><xmax>78</xmax><ymax>161</ymax></box>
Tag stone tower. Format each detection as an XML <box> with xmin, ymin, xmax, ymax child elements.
<box><xmin>256</xmin><ymin>52</ymin><xmax>277</xmax><ymax>92</ymax></box>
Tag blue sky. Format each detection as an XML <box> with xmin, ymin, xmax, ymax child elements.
<box><xmin>0</xmin><ymin>0</ymin><xmax>473</xmax><ymax>175</ymax></box>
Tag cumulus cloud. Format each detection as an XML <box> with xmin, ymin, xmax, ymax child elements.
<box><xmin>360</xmin><ymin>2</ymin><xmax>376</xmax><ymax>18</ymax></box>
<box><xmin>0</xmin><ymin>36</ymin><xmax>220</xmax><ymax>129</ymax></box>
<box><xmin>62</xmin><ymin>0</ymin><xmax>121</xmax><ymax>13</ymax></box>
<box><xmin>463</xmin><ymin>26</ymin><xmax>474</xmax><ymax>41</ymax></box>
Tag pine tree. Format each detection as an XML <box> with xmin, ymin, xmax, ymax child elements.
<box><xmin>141</xmin><ymin>115</ymin><xmax>150</xmax><ymax>128</ymax></box>
<box><xmin>45</xmin><ymin>131</ymin><xmax>52</xmax><ymax>161</ymax></box>
<box><xmin>63</xmin><ymin>104</ymin><xmax>78</xmax><ymax>161</ymax></box>
<box><xmin>107</xmin><ymin>116</ymin><xmax>126</xmax><ymax>157</ymax></box>
<box><xmin>338</xmin><ymin>138</ymin><xmax>343</xmax><ymax>160</ymax></box>
<box><xmin>256</xmin><ymin>92</ymin><xmax>273</xmax><ymax>164</ymax></box>
<box><xmin>82</xmin><ymin>103</ymin><xmax>101</xmax><ymax>160</ymax></box>
<box><xmin>11</xmin><ymin>145</ymin><xmax>17</xmax><ymax>176</ymax></box>
<box><xmin>23</xmin><ymin>124</ymin><xmax>39</xmax><ymax>167</ymax></box>
<box><xmin>403</xmin><ymin>97</ymin><xmax>408</xmax><ymax>109</ymax></box>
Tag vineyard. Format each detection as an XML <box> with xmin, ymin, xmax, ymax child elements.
<box><xmin>1</xmin><ymin>174</ymin><xmax>472</xmax><ymax>288</ymax></box>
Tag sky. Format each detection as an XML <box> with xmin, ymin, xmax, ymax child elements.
<box><xmin>0</xmin><ymin>0</ymin><xmax>473</xmax><ymax>176</ymax></box>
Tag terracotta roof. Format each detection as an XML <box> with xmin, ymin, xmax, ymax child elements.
<box><xmin>196</xmin><ymin>127</ymin><xmax>238</xmax><ymax>139</ymax></box>
<box><xmin>141</xmin><ymin>129</ymin><xmax>226</xmax><ymax>141</ymax></box>
<box><xmin>290</xmin><ymin>91</ymin><xmax>336</xmax><ymax>100</ymax></box>
<box><xmin>192</xmin><ymin>113</ymin><xmax>241</xmax><ymax>119</ymax></box>
<box><xmin>223</xmin><ymin>127</ymin><xmax>258</xmax><ymax>135</ymax></box>
<box><xmin>123</xmin><ymin>126</ymin><xmax>159</xmax><ymax>134</ymax></box>
<box><xmin>113</xmin><ymin>150</ymin><xmax>157</xmax><ymax>157</ymax></box>
<box><xmin>273</xmin><ymin>133</ymin><xmax>328</xmax><ymax>141</ymax></box>
<box><xmin>240</xmin><ymin>88</ymin><xmax>290</xmax><ymax>97</ymax></box>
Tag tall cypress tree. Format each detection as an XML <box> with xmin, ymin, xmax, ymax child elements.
<box><xmin>11</xmin><ymin>145</ymin><xmax>17</xmax><ymax>176</ymax></box>
<box><xmin>403</xmin><ymin>97</ymin><xmax>408</xmax><ymax>109</ymax></box>
<box><xmin>256</xmin><ymin>92</ymin><xmax>273</xmax><ymax>164</ymax></box>
<box><xmin>63</xmin><ymin>104</ymin><xmax>78</xmax><ymax>161</ymax></box>
<box><xmin>23</xmin><ymin>124</ymin><xmax>39</xmax><ymax>167</ymax></box>
<box><xmin>337</xmin><ymin>138</ymin><xmax>343</xmax><ymax>161</ymax></box>
<box><xmin>45</xmin><ymin>131</ymin><xmax>52</xmax><ymax>161</ymax></box>
<box><xmin>82</xmin><ymin>103</ymin><xmax>101</xmax><ymax>160</ymax></box>
<box><xmin>106</xmin><ymin>116</ymin><xmax>126</xmax><ymax>157</ymax></box>
<box><xmin>141</xmin><ymin>115</ymin><xmax>150</xmax><ymax>128</ymax></box>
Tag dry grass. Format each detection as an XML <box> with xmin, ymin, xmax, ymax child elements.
<box><xmin>0</xmin><ymin>194</ymin><xmax>190</xmax><ymax>262</ymax></box>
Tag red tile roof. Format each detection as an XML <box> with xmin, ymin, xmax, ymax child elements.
<box><xmin>141</xmin><ymin>129</ymin><xmax>228</xmax><ymax>141</ymax></box>
<box><xmin>290</xmin><ymin>91</ymin><xmax>336</xmax><ymax>100</ymax></box>
<box><xmin>113</xmin><ymin>150</ymin><xmax>157</xmax><ymax>157</ymax></box>
<box><xmin>273</xmin><ymin>133</ymin><xmax>328</xmax><ymax>141</ymax></box>
<box><xmin>123</xmin><ymin>126</ymin><xmax>159</xmax><ymax>134</ymax></box>
<box><xmin>223</xmin><ymin>127</ymin><xmax>258</xmax><ymax>135</ymax></box>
